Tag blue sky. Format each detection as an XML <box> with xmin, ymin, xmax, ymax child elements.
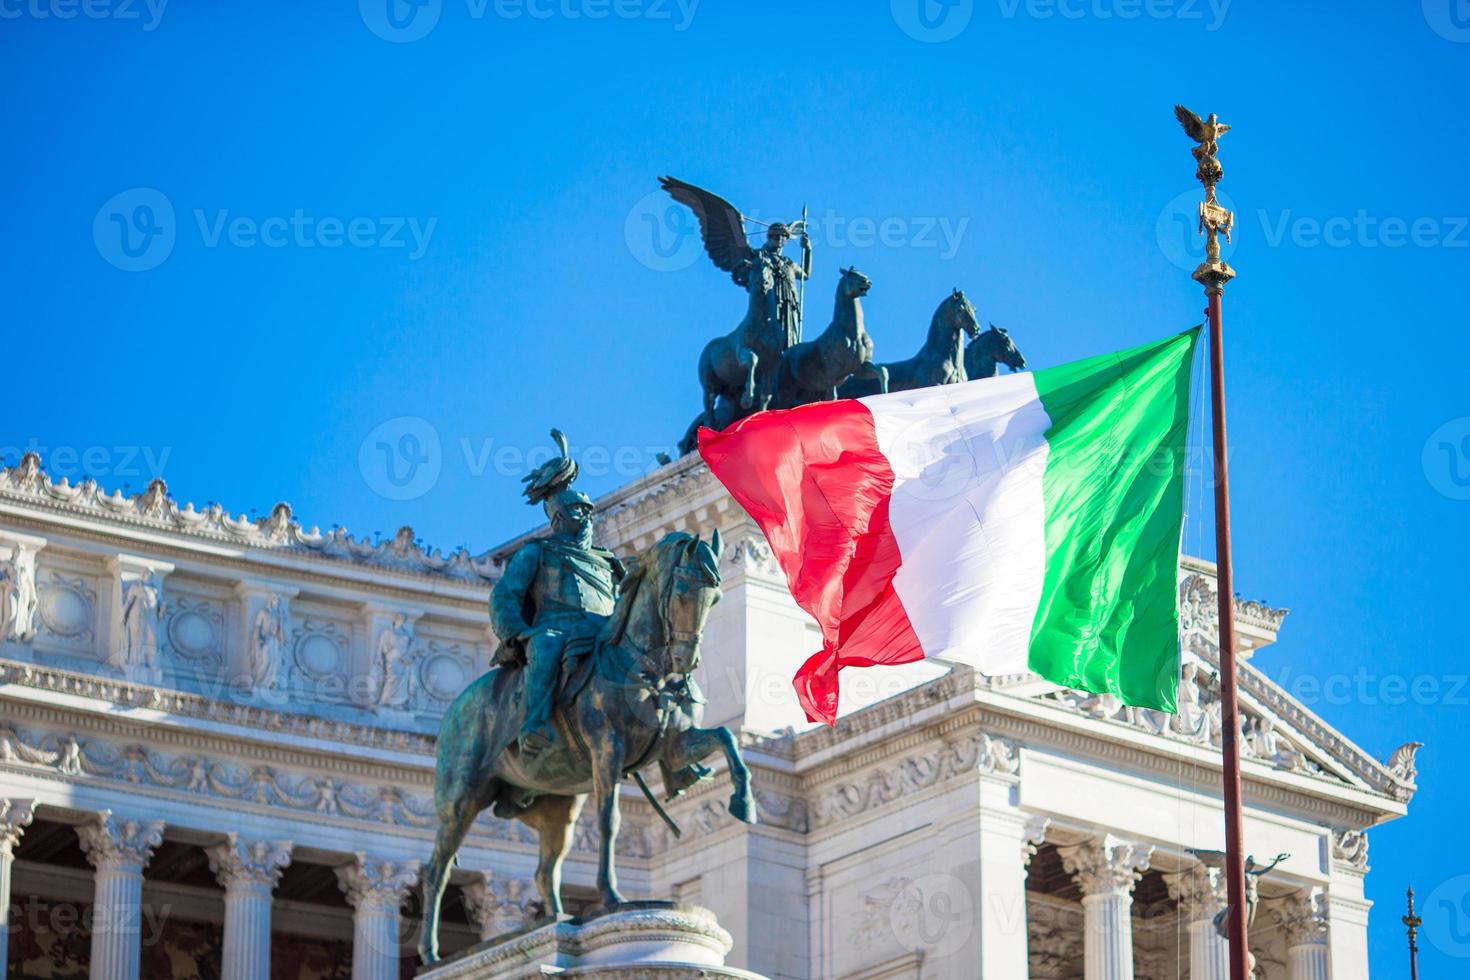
<box><xmin>3</xmin><ymin>0</ymin><xmax>1467</xmax><ymax>971</ymax></box>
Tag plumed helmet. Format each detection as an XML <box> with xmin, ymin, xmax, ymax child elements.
<box><xmin>521</xmin><ymin>428</ymin><xmax>580</xmax><ymax>505</ymax></box>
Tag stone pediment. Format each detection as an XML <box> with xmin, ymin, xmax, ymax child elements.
<box><xmin>0</xmin><ymin>453</ymin><xmax>501</xmax><ymax>584</ymax></box>
<box><xmin>1032</xmin><ymin>565</ymin><xmax>1418</xmax><ymax>807</ymax></box>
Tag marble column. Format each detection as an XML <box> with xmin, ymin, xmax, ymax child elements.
<box><xmin>1164</xmin><ymin>863</ymin><xmax>1229</xmax><ymax>980</ymax></box>
<box><xmin>205</xmin><ymin>835</ymin><xmax>293</xmax><ymax>980</ymax></box>
<box><xmin>1056</xmin><ymin>835</ymin><xmax>1153</xmax><ymax>980</ymax></box>
<box><xmin>335</xmin><ymin>852</ymin><xmax>420</xmax><ymax>980</ymax></box>
<box><xmin>0</xmin><ymin>800</ymin><xmax>37</xmax><ymax>969</ymax></box>
<box><xmin>76</xmin><ymin>812</ymin><xmax>165</xmax><ymax>980</ymax></box>
<box><xmin>1275</xmin><ymin>888</ymin><xmax>1330</xmax><ymax>980</ymax></box>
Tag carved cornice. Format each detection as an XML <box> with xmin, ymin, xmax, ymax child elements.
<box><xmin>0</xmin><ymin>453</ymin><xmax>500</xmax><ymax>584</ymax></box>
<box><xmin>809</xmin><ymin>730</ymin><xmax>1017</xmax><ymax>830</ymax></box>
<box><xmin>0</xmin><ymin>659</ymin><xmax>437</xmax><ymax>756</ymax></box>
<box><xmin>206</xmin><ymin>834</ymin><xmax>293</xmax><ymax>890</ymax></box>
<box><xmin>76</xmin><ymin>811</ymin><xmax>165</xmax><ymax>870</ymax></box>
<box><xmin>1179</xmin><ymin>571</ymin><xmax>1418</xmax><ymax>805</ymax></box>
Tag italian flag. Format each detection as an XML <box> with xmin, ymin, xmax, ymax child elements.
<box><xmin>698</xmin><ymin>328</ymin><xmax>1200</xmax><ymax>726</ymax></box>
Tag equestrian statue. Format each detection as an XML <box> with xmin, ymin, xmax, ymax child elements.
<box><xmin>419</xmin><ymin>431</ymin><xmax>758</xmax><ymax>964</ymax></box>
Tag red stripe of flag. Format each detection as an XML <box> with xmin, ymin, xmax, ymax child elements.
<box><xmin>697</xmin><ymin>400</ymin><xmax>925</xmax><ymax>725</ymax></box>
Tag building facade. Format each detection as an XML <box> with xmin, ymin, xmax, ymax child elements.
<box><xmin>0</xmin><ymin>450</ymin><xmax>1417</xmax><ymax>979</ymax></box>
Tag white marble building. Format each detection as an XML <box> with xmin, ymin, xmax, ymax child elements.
<box><xmin>0</xmin><ymin>450</ymin><xmax>1417</xmax><ymax>979</ymax></box>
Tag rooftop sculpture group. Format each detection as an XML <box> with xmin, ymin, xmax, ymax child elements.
<box><xmin>662</xmin><ymin>176</ymin><xmax>1029</xmax><ymax>455</ymax></box>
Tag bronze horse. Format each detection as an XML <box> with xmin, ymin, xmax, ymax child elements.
<box><xmin>696</xmin><ymin>258</ymin><xmax>786</xmax><ymax>425</ymax></box>
<box><xmin>964</xmin><ymin>323</ymin><xmax>1028</xmax><ymax>379</ymax></box>
<box><xmin>418</xmin><ymin>531</ymin><xmax>757</xmax><ymax>963</ymax></box>
<box><xmin>837</xmin><ymin>288</ymin><xmax>980</xmax><ymax>397</ymax></box>
<box><xmin>775</xmin><ymin>267</ymin><xmax>887</xmax><ymax>408</ymax></box>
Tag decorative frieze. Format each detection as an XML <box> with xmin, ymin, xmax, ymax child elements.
<box><xmin>34</xmin><ymin>570</ymin><xmax>97</xmax><ymax>649</ymax></box>
<box><xmin>0</xmin><ymin>660</ymin><xmax>435</xmax><ymax>753</ymax></box>
<box><xmin>810</xmin><ymin>731</ymin><xmax>1019</xmax><ymax>829</ymax></box>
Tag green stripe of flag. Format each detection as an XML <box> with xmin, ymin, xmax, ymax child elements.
<box><xmin>1027</xmin><ymin>327</ymin><xmax>1201</xmax><ymax>711</ymax></box>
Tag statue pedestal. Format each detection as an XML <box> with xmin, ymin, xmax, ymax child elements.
<box><xmin>419</xmin><ymin>903</ymin><xmax>769</xmax><ymax>980</ymax></box>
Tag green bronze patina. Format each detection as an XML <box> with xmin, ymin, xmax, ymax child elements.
<box><xmin>419</xmin><ymin>432</ymin><xmax>758</xmax><ymax>964</ymax></box>
<box><xmin>775</xmin><ymin>266</ymin><xmax>887</xmax><ymax>408</ymax></box>
<box><xmin>964</xmin><ymin>323</ymin><xmax>1029</xmax><ymax>380</ymax></box>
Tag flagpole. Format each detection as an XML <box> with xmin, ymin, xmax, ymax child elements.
<box><xmin>1177</xmin><ymin>104</ymin><xmax>1249</xmax><ymax>980</ymax></box>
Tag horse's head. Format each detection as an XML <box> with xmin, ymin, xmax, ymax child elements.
<box><xmin>837</xmin><ymin>266</ymin><xmax>872</xmax><ymax>300</ymax></box>
<box><xmin>977</xmin><ymin>323</ymin><xmax>1027</xmax><ymax>371</ymax></box>
<box><xmin>616</xmin><ymin>529</ymin><xmax>723</xmax><ymax>677</ymax></box>
<box><xmin>937</xmin><ymin>288</ymin><xmax>981</xmax><ymax>342</ymax></box>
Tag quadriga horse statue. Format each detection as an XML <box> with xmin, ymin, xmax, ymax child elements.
<box><xmin>837</xmin><ymin>287</ymin><xmax>980</xmax><ymax>397</ymax></box>
<box><xmin>696</xmin><ymin>257</ymin><xmax>786</xmax><ymax>423</ymax></box>
<box><xmin>418</xmin><ymin>530</ymin><xmax>757</xmax><ymax>963</ymax></box>
<box><xmin>964</xmin><ymin>323</ymin><xmax>1028</xmax><ymax>379</ymax></box>
<box><xmin>775</xmin><ymin>266</ymin><xmax>887</xmax><ymax>408</ymax></box>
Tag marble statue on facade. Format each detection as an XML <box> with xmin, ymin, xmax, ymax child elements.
<box><xmin>371</xmin><ymin>612</ymin><xmax>416</xmax><ymax>711</ymax></box>
<box><xmin>113</xmin><ymin>573</ymin><xmax>164</xmax><ymax>684</ymax></box>
<box><xmin>0</xmin><ymin>544</ymin><xmax>38</xmax><ymax>643</ymax></box>
<box><xmin>250</xmin><ymin>594</ymin><xmax>288</xmax><ymax>691</ymax></box>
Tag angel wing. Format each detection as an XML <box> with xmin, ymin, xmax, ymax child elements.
<box><xmin>659</xmin><ymin>176</ymin><xmax>755</xmax><ymax>274</ymax></box>
<box><xmin>1174</xmin><ymin>104</ymin><xmax>1208</xmax><ymax>142</ymax></box>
